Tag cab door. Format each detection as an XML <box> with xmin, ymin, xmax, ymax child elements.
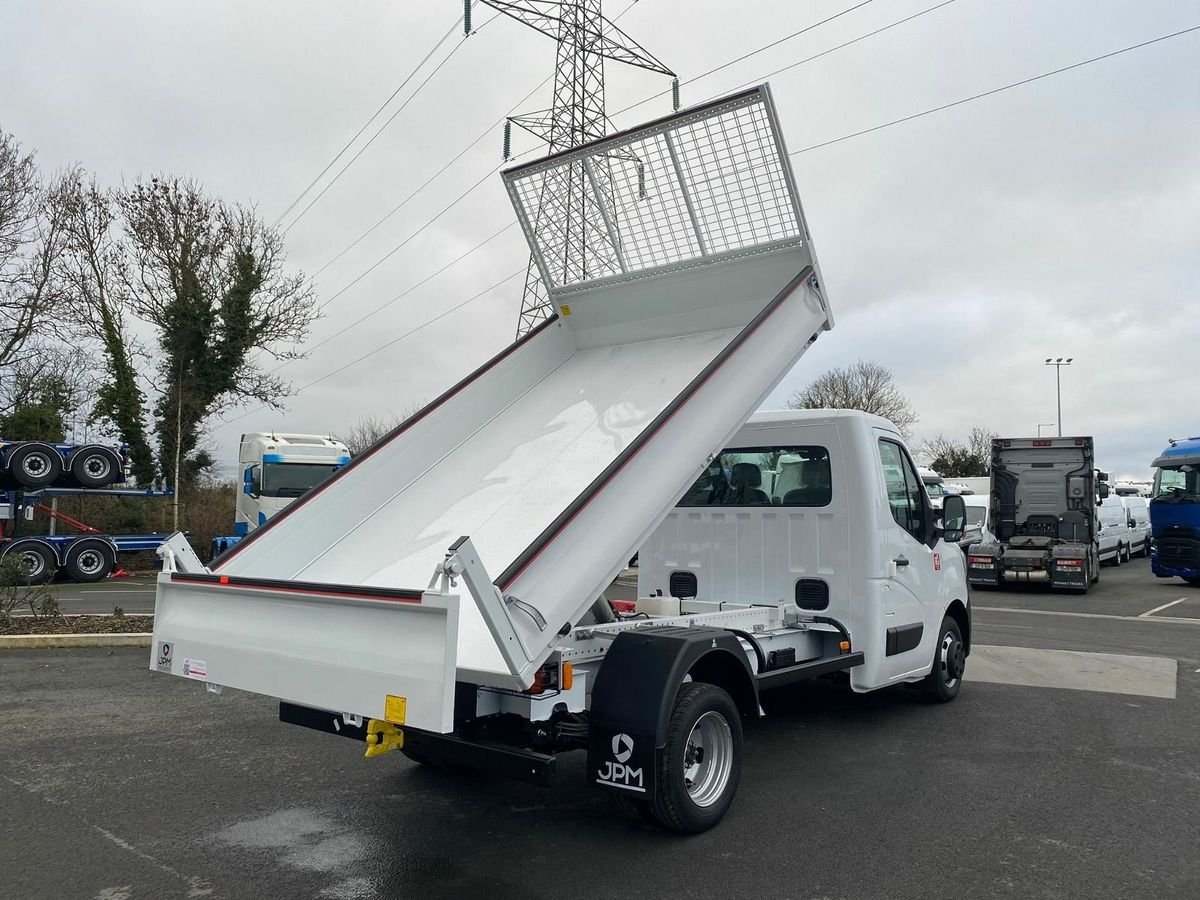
<box><xmin>875</xmin><ymin>435</ymin><xmax>939</xmax><ymax>681</ymax></box>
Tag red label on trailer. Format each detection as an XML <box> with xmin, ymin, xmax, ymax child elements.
<box><xmin>933</xmin><ymin>552</ymin><xmax>941</xmax><ymax>572</ymax></box>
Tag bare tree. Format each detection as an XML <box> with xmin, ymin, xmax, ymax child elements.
<box><xmin>337</xmin><ymin>406</ymin><xmax>424</xmax><ymax>456</ymax></box>
<box><xmin>115</xmin><ymin>175</ymin><xmax>320</xmax><ymax>488</ymax></box>
<box><xmin>50</xmin><ymin>169</ymin><xmax>157</xmax><ymax>482</ymax></box>
<box><xmin>0</xmin><ymin>130</ymin><xmax>66</xmax><ymax>368</ymax></box>
<box><xmin>923</xmin><ymin>426</ymin><xmax>996</xmax><ymax>477</ymax></box>
<box><xmin>787</xmin><ymin>360</ymin><xmax>917</xmax><ymax>438</ymax></box>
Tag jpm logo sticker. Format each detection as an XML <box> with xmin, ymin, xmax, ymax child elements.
<box><xmin>156</xmin><ymin>641</ymin><xmax>172</xmax><ymax>673</ymax></box>
<box><xmin>933</xmin><ymin>552</ymin><xmax>942</xmax><ymax>572</ymax></box>
<box><xmin>596</xmin><ymin>732</ymin><xmax>645</xmax><ymax>793</ymax></box>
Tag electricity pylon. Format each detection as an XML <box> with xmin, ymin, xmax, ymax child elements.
<box><xmin>474</xmin><ymin>1</ymin><xmax>674</xmax><ymax>338</ymax></box>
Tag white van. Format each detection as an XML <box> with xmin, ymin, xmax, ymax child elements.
<box><xmin>1122</xmin><ymin>495</ymin><xmax>1151</xmax><ymax>558</ymax></box>
<box><xmin>959</xmin><ymin>493</ymin><xmax>995</xmax><ymax>551</ymax></box>
<box><xmin>1097</xmin><ymin>498</ymin><xmax>1132</xmax><ymax>565</ymax></box>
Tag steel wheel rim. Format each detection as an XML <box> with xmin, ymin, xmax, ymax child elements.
<box><xmin>83</xmin><ymin>456</ymin><xmax>111</xmax><ymax>480</ymax></box>
<box><xmin>683</xmin><ymin>710</ymin><xmax>733</xmax><ymax>808</ymax></box>
<box><xmin>22</xmin><ymin>454</ymin><xmax>49</xmax><ymax>477</ymax></box>
<box><xmin>77</xmin><ymin>549</ymin><xmax>105</xmax><ymax>576</ymax></box>
<box><xmin>21</xmin><ymin>551</ymin><xmax>45</xmax><ymax>578</ymax></box>
<box><xmin>939</xmin><ymin>631</ymin><xmax>964</xmax><ymax>689</ymax></box>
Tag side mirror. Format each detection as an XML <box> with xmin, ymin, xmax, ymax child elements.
<box><xmin>941</xmin><ymin>494</ymin><xmax>966</xmax><ymax>544</ymax></box>
<box><xmin>1098</xmin><ymin>483</ymin><xmax>1110</xmax><ymax>499</ymax></box>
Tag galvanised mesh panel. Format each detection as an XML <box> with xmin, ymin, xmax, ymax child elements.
<box><xmin>504</xmin><ymin>86</ymin><xmax>804</xmax><ymax>293</ymax></box>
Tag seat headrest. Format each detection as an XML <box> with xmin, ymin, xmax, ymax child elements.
<box><xmin>730</xmin><ymin>462</ymin><xmax>761</xmax><ymax>488</ymax></box>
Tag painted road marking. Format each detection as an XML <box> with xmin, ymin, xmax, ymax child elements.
<box><xmin>975</xmin><ymin>606</ymin><xmax>1200</xmax><ymax>627</ymax></box>
<box><xmin>1140</xmin><ymin>597</ymin><xmax>1189</xmax><ymax>618</ymax></box>
<box><xmin>971</xmin><ymin>645</ymin><xmax>1176</xmax><ymax>699</ymax></box>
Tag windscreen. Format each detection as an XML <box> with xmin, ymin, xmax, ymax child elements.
<box><xmin>679</xmin><ymin>446</ymin><xmax>831</xmax><ymax>507</ymax></box>
<box><xmin>965</xmin><ymin>506</ymin><xmax>987</xmax><ymax>527</ymax></box>
<box><xmin>261</xmin><ymin>462</ymin><xmax>340</xmax><ymax>498</ymax></box>
<box><xmin>1153</xmin><ymin>467</ymin><xmax>1200</xmax><ymax>502</ymax></box>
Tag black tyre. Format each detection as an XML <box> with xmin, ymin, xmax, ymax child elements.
<box><xmin>647</xmin><ymin>682</ymin><xmax>742</xmax><ymax>834</ymax></box>
<box><xmin>2</xmin><ymin>540</ymin><xmax>56</xmax><ymax>585</ymax></box>
<box><xmin>1122</xmin><ymin>543</ymin><xmax>1132</xmax><ymax>564</ymax></box>
<box><xmin>1112</xmin><ymin>546</ymin><xmax>1123</xmax><ymax>568</ymax></box>
<box><xmin>922</xmin><ymin>615</ymin><xmax>966</xmax><ymax>703</ymax></box>
<box><xmin>70</xmin><ymin>446</ymin><xmax>118</xmax><ymax>488</ymax></box>
<box><xmin>64</xmin><ymin>539</ymin><xmax>116</xmax><ymax>583</ymax></box>
<box><xmin>7</xmin><ymin>442</ymin><xmax>64</xmax><ymax>488</ymax></box>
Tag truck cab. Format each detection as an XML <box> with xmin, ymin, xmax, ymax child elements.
<box><xmin>966</xmin><ymin>436</ymin><xmax>1105</xmax><ymax>592</ymax></box>
<box><xmin>211</xmin><ymin>433</ymin><xmax>350</xmax><ymax>557</ymax></box>
<box><xmin>1150</xmin><ymin>437</ymin><xmax>1200</xmax><ymax>585</ymax></box>
<box><xmin>638</xmin><ymin>410</ymin><xmax>970</xmax><ymax>693</ymax></box>
<box><xmin>236</xmin><ymin>433</ymin><xmax>350</xmax><ymax>535</ymax></box>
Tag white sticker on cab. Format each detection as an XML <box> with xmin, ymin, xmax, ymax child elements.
<box><xmin>182</xmin><ymin>658</ymin><xmax>208</xmax><ymax>680</ymax></box>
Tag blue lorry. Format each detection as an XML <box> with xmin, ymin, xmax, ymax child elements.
<box><xmin>1150</xmin><ymin>436</ymin><xmax>1200</xmax><ymax>586</ymax></box>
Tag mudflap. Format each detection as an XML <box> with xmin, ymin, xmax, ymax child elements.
<box><xmin>586</xmin><ymin>626</ymin><xmax>756</xmax><ymax>802</ymax></box>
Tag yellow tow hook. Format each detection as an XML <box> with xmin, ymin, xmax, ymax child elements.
<box><xmin>364</xmin><ymin>718</ymin><xmax>404</xmax><ymax>759</ymax></box>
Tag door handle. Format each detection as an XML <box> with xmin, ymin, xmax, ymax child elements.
<box><xmin>893</xmin><ymin>555</ymin><xmax>910</xmax><ymax>567</ymax></box>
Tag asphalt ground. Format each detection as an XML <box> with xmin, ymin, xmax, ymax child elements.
<box><xmin>2</xmin><ymin>558</ymin><xmax>1198</xmax><ymax>899</ymax></box>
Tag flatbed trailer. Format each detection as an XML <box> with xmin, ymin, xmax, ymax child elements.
<box><xmin>1</xmin><ymin>486</ymin><xmax>174</xmax><ymax>583</ymax></box>
<box><xmin>150</xmin><ymin>86</ymin><xmax>971</xmax><ymax>832</ymax></box>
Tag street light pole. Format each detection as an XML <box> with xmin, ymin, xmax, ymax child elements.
<box><xmin>1044</xmin><ymin>358</ymin><xmax>1073</xmax><ymax>436</ymax></box>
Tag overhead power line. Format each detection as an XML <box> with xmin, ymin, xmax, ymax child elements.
<box><xmin>273</xmin><ymin>13</ymin><xmax>464</xmax><ymax>229</ymax></box>
<box><xmin>609</xmin><ymin>0</ymin><xmax>879</xmax><ymax>120</ymax></box>
<box><xmin>221</xmin><ymin>268</ymin><xmax>525</xmax><ymax>427</ymax></box>
<box><xmin>790</xmin><ymin>23</ymin><xmax>1200</xmax><ymax>154</ymax></box>
<box><xmin>281</xmin><ymin>24</ymin><xmax>488</xmax><ymax>236</ymax></box>
<box><xmin>312</xmin><ymin>75</ymin><xmax>552</xmax><ymax>278</ymax></box>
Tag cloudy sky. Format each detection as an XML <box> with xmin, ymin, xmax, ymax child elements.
<box><xmin>3</xmin><ymin>0</ymin><xmax>1197</xmax><ymax>479</ymax></box>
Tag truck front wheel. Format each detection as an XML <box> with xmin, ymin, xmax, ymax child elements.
<box><xmin>922</xmin><ymin>616</ymin><xmax>965</xmax><ymax>703</ymax></box>
<box><xmin>648</xmin><ymin>682</ymin><xmax>743</xmax><ymax>834</ymax></box>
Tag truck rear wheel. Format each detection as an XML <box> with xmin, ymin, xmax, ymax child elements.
<box><xmin>64</xmin><ymin>539</ymin><xmax>116</xmax><ymax>583</ymax></box>
<box><xmin>922</xmin><ymin>616</ymin><xmax>965</xmax><ymax>703</ymax></box>
<box><xmin>70</xmin><ymin>447</ymin><xmax>118</xmax><ymax>488</ymax></box>
<box><xmin>2</xmin><ymin>540</ymin><xmax>56</xmax><ymax>585</ymax></box>
<box><xmin>647</xmin><ymin>682</ymin><xmax>742</xmax><ymax>834</ymax></box>
<box><xmin>8</xmin><ymin>443</ymin><xmax>63</xmax><ymax>488</ymax></box>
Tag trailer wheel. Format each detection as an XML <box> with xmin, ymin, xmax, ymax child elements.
<box><xmin>70</xmin><ymin>447</ymin><xmax>117</xmax><ymax>488</ymax></box>
<box><xmin>922</xmin><ymin>616</ymin><xmax>965</xmax><ymax>703</ymax></box>
<box><xmin>64</xmin><ymin>539</ymin><xmax>116</xmax><ymax>583</ymax></box>
<box><xmin>2</xmin><ymin>540</ymin><xmax>56</xmax><ymax>585</ymax></box>
<box><xmin>8</xmin><ymin>442</ymin><xmax>63</xmax><ymax>488</ymax></box>
<box><xmin>648</xmin><ymin>682</ymin><xmax>742</xmax><ymax>834</ymax></box>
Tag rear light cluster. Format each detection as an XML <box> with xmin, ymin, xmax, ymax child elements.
<box><xmin>1056</xmin><ymin>559</ymin><xmax>1083</xmax><ymax>569</ymax></box>
<box><xmin>526</xmin><ymin>660</ymin><xmax>574</xmax><ymax>695</ymax></box>
<box><xmin>968</xmin><ymin>556</ymin><xmax>993</xmax><ymax>566</ymax></box>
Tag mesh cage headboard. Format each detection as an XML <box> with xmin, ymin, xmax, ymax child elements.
<box><xmin>503</xmin><ymin>85</ymin><xmax>811</xmax><ymax>298</ymax></box>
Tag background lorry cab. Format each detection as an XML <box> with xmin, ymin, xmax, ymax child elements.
<box><xmin>638</xmin><ymin>409</ymin><xmax>970</xmax><ymax>691</ymax></box>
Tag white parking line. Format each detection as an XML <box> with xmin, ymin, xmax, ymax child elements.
<box><xmin>1140</xmin><ymin>597</ymin><xmax>1189</xmax><ymax>618</ymax></box>
<box><xmin>975</xmin><ymin>606</ymin><xmax>1200</xmax><ymax>626</ymax></box>
<box><xmin>970</xmin><ymin>645</ymin><xmax>1176</xmax><ymax>699</ymax></box>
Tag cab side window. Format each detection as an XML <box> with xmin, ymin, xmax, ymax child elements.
<box><xmin>879</xmin><ymin>440</ymin><xmax>926</xmax><ymax>542</ymax></box>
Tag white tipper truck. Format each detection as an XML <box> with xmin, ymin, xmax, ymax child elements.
<box><xmin>150</xmin><ymin>86</ymin><xmax>971</xmax><ymax>833</ymax></box>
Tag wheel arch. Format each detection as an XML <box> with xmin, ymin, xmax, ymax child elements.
<box><xmin>586</xmin><ymin>628</ymin><xmax>757</xmax><ymax>804</ymax></box>
<box><xmin>945</xmin><ymin>598</ymin><xmax>971</xmax><ymax>653</ymax></box>
<box><xmin>4</xmin><ymin>536</ymin><xmax>64</xmax><ymax>565</ymax></box>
